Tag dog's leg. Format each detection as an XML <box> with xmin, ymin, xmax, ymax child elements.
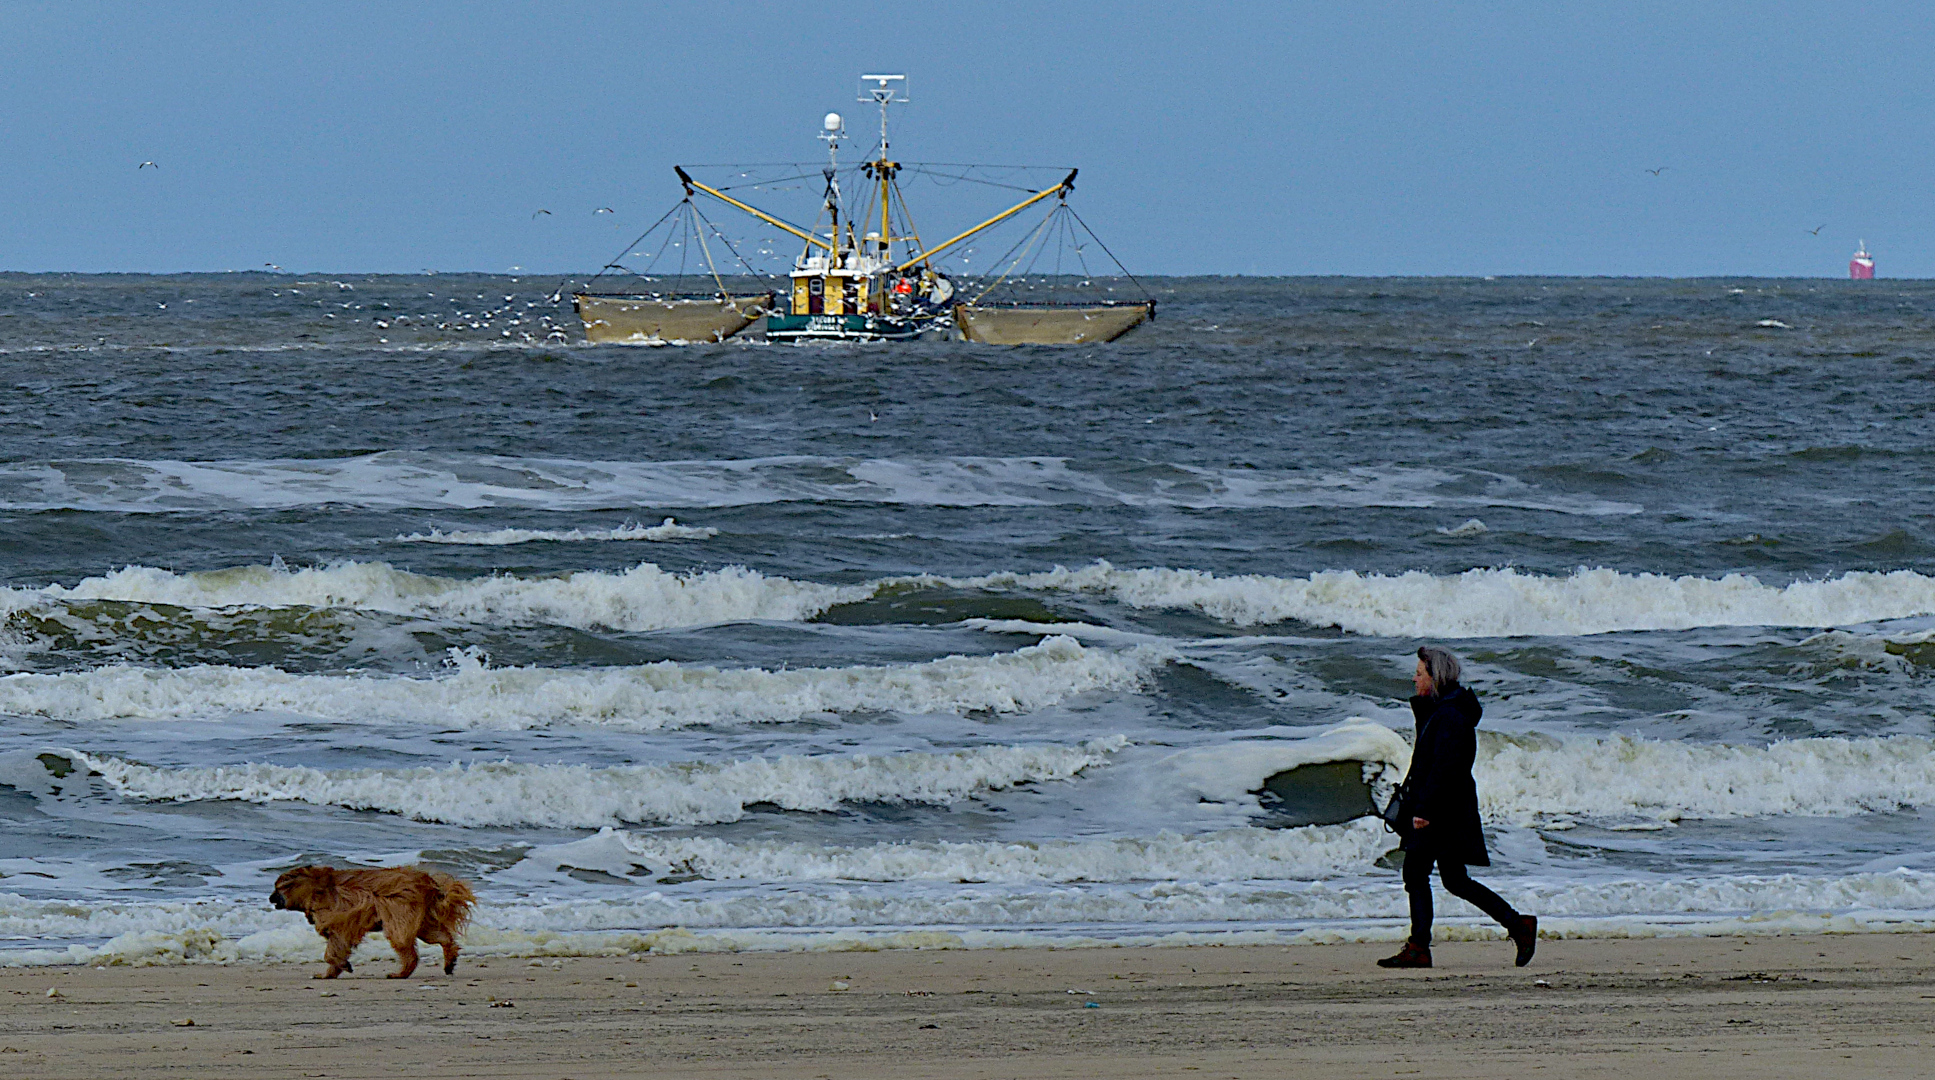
<box><xmin>385</xmin><ymin>925</ymin><xmax>420</xmax><ymax>978</ymax></box>
<box><xmin>318</xmin><ymin>933</ymin><xmax>354</xmax><ymax>979</ymax></box>
<box><xmin>421</xmin><ymin>926</ymin><xmax>460</xmax><ymax>974</ymax></box>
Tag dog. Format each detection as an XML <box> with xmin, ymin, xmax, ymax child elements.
<box><xmin>270</xmin><ymin>865</ymin><xmax>476</xmax><ymax>979</ymax></box>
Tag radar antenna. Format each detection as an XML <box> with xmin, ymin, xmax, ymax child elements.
<box><xmin>858</xmin><ymin>74</ymin><xmax>907</xmax><ymax>159</ymax></box>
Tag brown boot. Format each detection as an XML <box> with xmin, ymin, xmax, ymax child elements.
<box><xmin>1509</xmin><ymin>915</ymin><xmax>1538</xmax><ymax>967</ymax></box>
<box><xmin>1376</xmin><ymin>940</ymin><xmax>1432</xmax><ymax>968</ymax></box>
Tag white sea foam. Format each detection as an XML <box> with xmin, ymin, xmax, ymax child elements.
<box><xmin>1476</xmin><ymin>731</ymin><xmax>1935</xmax><ymax>824</ymax></box>
<box><xmin>920</xmin><ymin>562</ymin><xmax>1935</xmax><ymax>637</ymax></box>
<box><xmin>571</xmin><ymin>819</ymin><xmax>1397</xmax><ymax>884</ymax></box>
<box><xmin>395</xmin><ymin>518</ymin><xmax>717</xmax><ymax>545</ymax></box>
<box><xmin>0</xmin><ymin>636</ymin><xmax>1166</xmax><ymax>729</ymax></box>
<box><xmin>32</xmin><ymin>560</ymin><xmax>855</xmax><ymax>633</ymax></box>
<box><xmin>9</xmin><ymin>867</ymin><xmax>1935</xmax><ymax>967</ymax></box>
<box><xmin>60</xmin><ymin>738</ymin><xmax>1129</xmax><ymax>827</ymax></box>
<box><xmin>0</xmin><ymin>452</ymin><xmax>1635</xmax><ymax>515</ymax></box>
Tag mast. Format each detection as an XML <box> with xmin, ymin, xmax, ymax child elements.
<box><xmin>817</xmin><ymin>111</ymin><xmax>845</xmax><ymax>268</ymax></box>
<box><xmin>860</xmin><ymin>74</ymin><xmax>906</xmax><ymax>263</ymax></box>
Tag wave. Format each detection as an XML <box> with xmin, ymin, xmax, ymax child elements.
<box><xmin>0</xmin><ymin>636</ymin><xmax>1167</xmax><ymax>729</ymax></box>
<box><xmin>0</xmin><ymin>452</ymin><xmax>1636</xmax><ymax>515</ymax></box>
<box><xmin>917</xmin><ymin>562</ymin><xmax>1935</xmax><ymax>637</ymax></box>
<box><xmin>60</xmin><ymin>721</ymin><xmax>1926</xmax><ymax>831</ymax></box>
<box><xmin>17</xmin><ymin>559</ymin><xmax>1935</xmax><ymax>642</ymax></box>
<box><xmin>568</xmin><ymin>820</ymin><xmax>1395</xmax><ymax>885</ymax></box>
<box><xmin>56</xmin><ymin>738</ymin><xmax>1129</xmax><ymax>827</ymax></box>
<box><xmin>395</xmin><ymin>518</ymin><xmax>717</xmax><ymax>545</ymax></box>
<box><xmin>1476</xmin><ymin>731</ymin><xmax>1935</xmax><ymax>824</ymax></box>
<box><xmin>26</xmin><ymin>561</ymin><xmax>855</xmax><ymax>633</ymax></box>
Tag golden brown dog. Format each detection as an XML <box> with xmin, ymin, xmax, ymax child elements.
<box><xmin>270</xmin><ymin>865</ymin><xmax>476</xmax><ymax>979</ymax></box>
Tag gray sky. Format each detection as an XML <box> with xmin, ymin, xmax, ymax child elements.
<box><xmin>0</xmin><ymin>1</ymin><xmax>1926</xmax><ymax>276</ymax></box>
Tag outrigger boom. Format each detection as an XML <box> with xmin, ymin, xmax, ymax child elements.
<box><xmin>674</xmin><ymin>167</ymin><xmax>832</xmax><ymax>252</ymax></box>
<box><xmin>893</xmin><ymin>170</ymin><xmax>1076</xmax><ymax>273</ymax></box>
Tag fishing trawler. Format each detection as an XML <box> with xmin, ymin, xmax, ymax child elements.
<box><xmin>571</xmin><ymin>75</ymin><xmax>1152</xmax><ymax>345</ymax></box>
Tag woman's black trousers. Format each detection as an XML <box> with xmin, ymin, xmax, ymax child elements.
<box><xmin>1401</xmin><ymin>838</ymin><xmax>1521</xmax><ymax>946</ymax></box>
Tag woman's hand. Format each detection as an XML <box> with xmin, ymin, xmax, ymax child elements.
<box><xmin>1411</xmin><ymin>816</ymin><xmax>1430</xmax><ymax>830</ymax></box>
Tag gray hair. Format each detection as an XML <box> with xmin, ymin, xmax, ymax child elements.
<box><xmin>1417</xmin><ymin>646</ymin><xmax>1462</xmax><ymax>694</ymax></box>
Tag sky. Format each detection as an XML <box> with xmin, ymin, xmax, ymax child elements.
<box><xmin>0</xmin><ymin>1</ymin><xmax>1929</xmax><ymax>276</ymax></box>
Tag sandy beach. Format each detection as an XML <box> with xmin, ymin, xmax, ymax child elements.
<box><xmin>1</xmin><ymin>933</ymin><xmax>1931</xmax><ymax>1079</ymax></box>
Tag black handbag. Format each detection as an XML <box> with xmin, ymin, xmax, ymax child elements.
<box><xmin>1379</xmin><ymin>781</ymin><xmax>1410</xmax><ymax>834</ymax></box>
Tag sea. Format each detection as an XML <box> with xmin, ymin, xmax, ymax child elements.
<box><xmin>3</xmin><ymin>272</ymin><xmax>1935</xmax><ymax>967</ymax></box>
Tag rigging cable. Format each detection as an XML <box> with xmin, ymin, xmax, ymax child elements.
<box><xmin>550</xmin><ymin>199</ymin><xmax>684</xmax><ymax>300</ymax></box>
<box><xmin>969</xmin><ymin>203</ymin><xmax>1062</xmax><ymax>305</ymax></box>
<box><xmin>1064</xmin><ymin>204</ymin><xmax>1152</xmax><ymax>301</ymax></box>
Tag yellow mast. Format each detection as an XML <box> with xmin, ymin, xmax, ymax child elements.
<box><xmin>893</xmin><ymin>170</ymin><xmax>1076</xmax><ymax>274</ymax></box>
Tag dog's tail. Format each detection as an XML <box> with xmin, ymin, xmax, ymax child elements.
<box><xmin>426</xmin><ymin>871</ymin><xmax>477</xmax><ymax>937</ymax></box>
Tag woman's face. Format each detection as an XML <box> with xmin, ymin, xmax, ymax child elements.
<box><xmin>1413</xmin><ymin>658</ymin><xmax>1434</xmax><ymax>696</ymax></box>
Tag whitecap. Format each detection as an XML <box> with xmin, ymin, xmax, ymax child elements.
<box><xmin>58</xmin><ymin>738</ymin><xmax>1131</xmax><ymax>827</ymax></box>
<box><xmin>915</xmin><ymin>562</ymin><xmax>1935</xmax><ymax>637</ymax></box>
<box><xmin>395</xmin><ymin>518</ymin><xmax>717</xmax><ymax>545</ymax></box>
<box><xmin>0</xmin><ymin>636</ymin><xmax>1169</xmax><ymax>729</ymax></box>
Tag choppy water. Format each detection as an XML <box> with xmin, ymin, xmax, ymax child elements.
<box><xmin>4</xmin><ymin>273</ymin><xmax>1935</xmax><ymax>965</ymax></box>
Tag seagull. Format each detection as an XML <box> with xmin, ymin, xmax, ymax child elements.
<box><xmin>595</xmin><ymin>207</ymin><xmax>615</xmax><ymax>214</ymax></box>
<box><xmin>1645</xmin><ymin>166</ymin><xmax>1667</xmax><ymax>176</ymax></box>
<box><xmin>263</xmin><ymin>263</ymin><xmax>281</xmax><ymax>271</ymax></box>
<box><xmin>138</xmin><ymin>161</ymin><xmax>158</xmax><ymax>169</ymax></box>
<box><xmin>1808</xmin><ymin>224</ymin><xmax>1825</xmax><ymax>235</ymax></box>
<box><xmin>532</xmin><ymin>209</ymin><xmax>551</xmax><ymax>219</ymax></box>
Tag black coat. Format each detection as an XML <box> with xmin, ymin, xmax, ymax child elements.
<box><xmin>1397</xmin><ymin>686</ymin><xmax>1489</xmax><ymax>866</ymax></box>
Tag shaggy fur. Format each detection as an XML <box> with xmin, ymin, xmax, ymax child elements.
<box><xmin>270</xmin><ymin>865</ymin><xmax>476</xmax><ymax>979</ymax></box>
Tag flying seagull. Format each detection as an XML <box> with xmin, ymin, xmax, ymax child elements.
<box><xmin>1645</xmin><ymin>166</ymin><xmax>1666</xmax><ymax>176</ymax></box>
<box><xmin>264</xmin><ymin>263</ymin><xmax>281</xmax><ymax>271</ymax></box>
<box><xmin>138</xmin><ymin>161</ymin><xmax>158</xmax><ymax>169</ymax></box>
<box><xmin>1808</xmin><ymin>224</ymin><xmax>1825</xmax><ymax>235</ymax></box>
<box><xmin>595</xmin><ymin>207</ymin><xmax>615</xmax><ymax>214</ymax></box>
<box><xmin>532</xmin><ymin>209</ymin><xmax>552</xmax><ymax>219</ymax></box>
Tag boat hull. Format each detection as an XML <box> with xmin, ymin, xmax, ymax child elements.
<box><xmin>574</xmin><ymin>293</ymin><xmax>771</xmax><ymax>344</ymax></box>
<box><xmin>764</xmin><ymin>313</ymin><xmax>928</xmax><ymax>342</ymax></box>
<box><xmin>954</xmin><ymin>302</ymin><xmax>1153</xmax><ymax>344</ymax></box>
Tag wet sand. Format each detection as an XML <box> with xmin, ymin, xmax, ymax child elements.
<box><xmin>2</xmin><ymin>933</ymin><xmax>1932</xmax><ymax>1078</ymax></box>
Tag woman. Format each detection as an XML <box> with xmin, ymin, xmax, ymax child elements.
<box><xmin>1377</xmin><ymin>645</ymin><xmax>1537</xmax><ymax>969</ymax></box>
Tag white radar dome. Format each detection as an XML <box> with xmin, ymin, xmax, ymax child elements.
<box><xmin>823</xmin><ymin>112</ymin><xmax>843</xmax><ymax>131</ymax></box>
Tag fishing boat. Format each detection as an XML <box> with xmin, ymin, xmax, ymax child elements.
<box><xmin>570</xmin><ymin>74</ymin><xmax>1151</xmax><ymax>345</ymax></box>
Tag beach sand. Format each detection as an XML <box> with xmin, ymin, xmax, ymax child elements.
<box><xmin>1</xmin><ymin>933</ymin><xmax>1931</xmax><ymax>1078</ymax></box>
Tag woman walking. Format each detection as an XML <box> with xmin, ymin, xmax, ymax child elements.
<box><xmin>1378</xmin><ymin>645</ymin><xmax>1537</xmax><ymax>969</ymax></box>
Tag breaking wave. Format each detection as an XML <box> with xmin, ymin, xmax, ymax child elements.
<box><xmin>22</xmin><ymin>560</ymin><xmax>856</xmax><ymax>633</ymax></box>
<box><xmin>14</xmin><ymin>560</ymin><xmax>1935</xmax><ymax>641</ymax></box>
<box><xmin>0</xmin><ymin>636</ymin><xmax>1167</xmax><ymax>729</ymax></box>
<box><xmin>60</xmin><ymin>739</ymin><xmax>1129</xmax><ymax>827</ymax></box>
<box><xmin>1477</xmin><ymin>731</ymin><xmax>1935</xmax><ymax>825</ymax></box>
<box><xmin>918</xmin><ymin>562</ymin><xmax>1935</xmax><ymax>637</ymax></box>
